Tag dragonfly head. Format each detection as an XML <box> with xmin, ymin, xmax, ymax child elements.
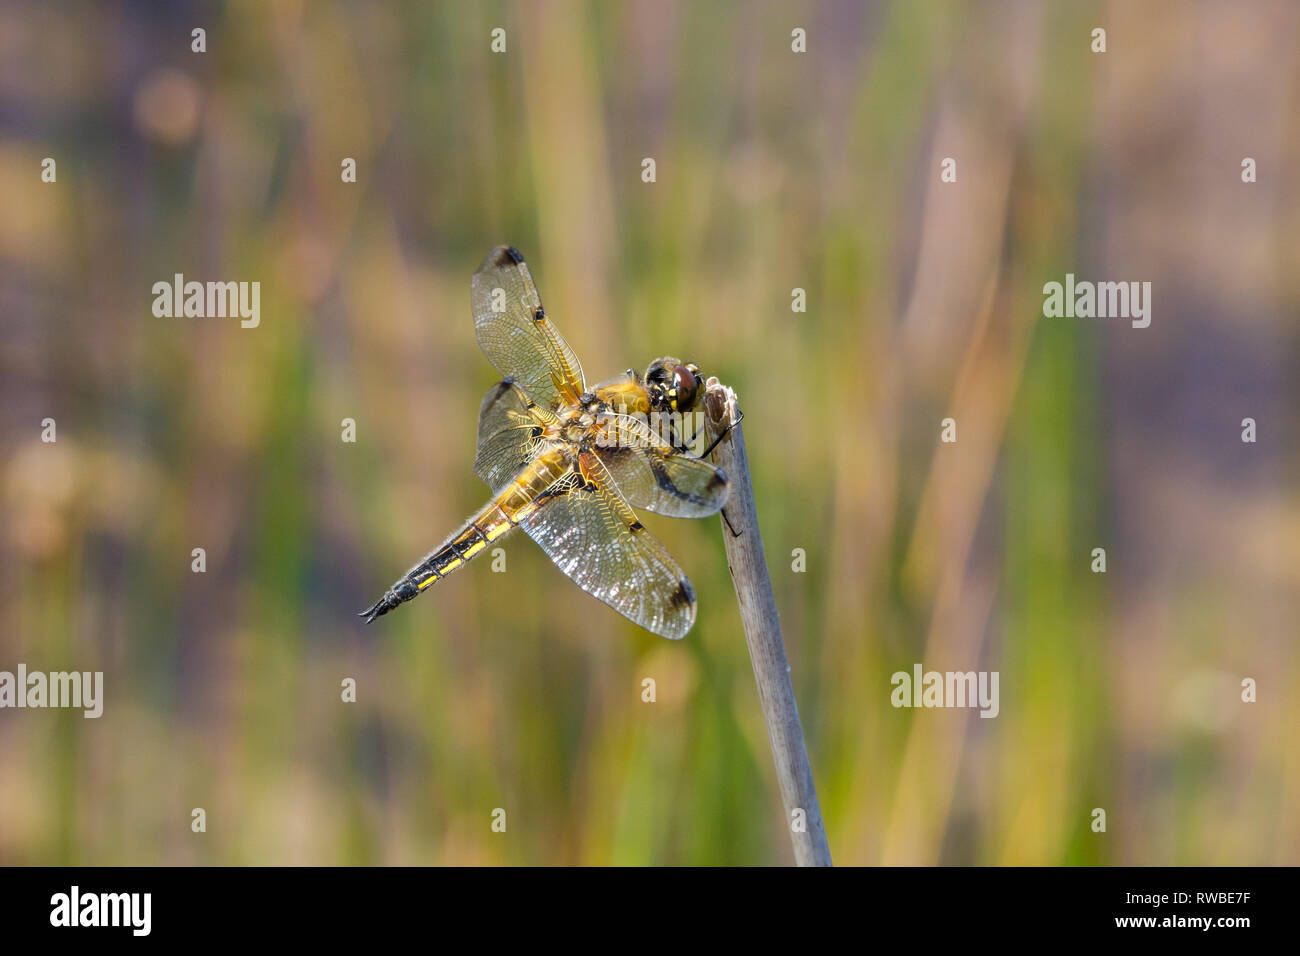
<box><xmin>645</xmin><ymin>357</ymin><xmax>703</xmax><ymax>414</ymax></box>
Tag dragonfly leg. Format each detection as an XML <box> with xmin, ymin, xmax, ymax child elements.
<box><xmin>700</xmin><ymin>410</ymin><xmax>744</xmax><ymax>460</ymax></box>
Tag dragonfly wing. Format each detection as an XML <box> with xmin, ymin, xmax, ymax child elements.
<box><xmin>518</xmin><ymin>452</ymin><xmax>697</xmax><ymax>640</ymax></box>
<box><xmin>471</xmin><ymin>245</ymin><xmax>585</xmax><ymax>411</ymax></box>
<box><xmin>474</xmin><ymin>379</ymin><xmax>556</xmax><ymax>492</ymax></box>
<box><xmin>593</xmin><ymin>413</ymin><xmax>730</xmax><ymax>518</ymax></box>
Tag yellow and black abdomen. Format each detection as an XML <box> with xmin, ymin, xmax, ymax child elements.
<box><xmin>359</xmin><ymin>449</ymin><xmax>570</xmax><ymax>622</ymax></box>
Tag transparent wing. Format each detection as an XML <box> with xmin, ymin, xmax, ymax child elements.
<box><xmin>593</xmin><ymin>413</ymin><xmax>730</xmax><ymax>518</ymax></box>
<box><xmin>519</xmin><ymin>453</ymin><xmax>697</xmax><ymax>640</ymax></box>
<box><xmin>471</xmin><ymin>245</ymin><xmax>585</xmax><ymax>411</ymax></box>
<box><xmin>474</xmin><ymin>379</ymin><xmax>556</xmax><ymax>492</ymax></box>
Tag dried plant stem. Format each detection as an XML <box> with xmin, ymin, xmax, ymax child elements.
<box><xmin>703</xmin><ymin>379</ymin><xmax>832</xmax><ymax>867</ymax></box>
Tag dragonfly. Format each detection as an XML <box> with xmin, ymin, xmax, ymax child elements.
<box><xmin>359</xmin><ymin>245</ymin><xmax>731</xmax><ymax>639</ymax></box>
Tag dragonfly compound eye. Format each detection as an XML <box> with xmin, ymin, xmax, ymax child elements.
<box><xmin>671</xmin><ymin>364</ymin><xmax>699</xmax><ymax>411</ymax></box>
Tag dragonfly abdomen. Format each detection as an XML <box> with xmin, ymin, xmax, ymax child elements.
<box><xmin>359</xmin><ymin>449</ymin><xmax>570</xmax><ymax>623</ymax></box>
<box><xmin>358</xmin><ymin>507</ymin><xmax>510</xmax><ymax>623</ymax></box>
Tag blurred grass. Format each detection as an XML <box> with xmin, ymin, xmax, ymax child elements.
<box><xmin>1</xmin><ymin>0</ymin><xmax>1298</xmax><ymax>865</ymax></box>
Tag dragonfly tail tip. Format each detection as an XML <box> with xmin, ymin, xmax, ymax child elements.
<box><xmin>358</xmin><ymin>597</ymin><xmax>389</xmax><ymax>624</ymax></box>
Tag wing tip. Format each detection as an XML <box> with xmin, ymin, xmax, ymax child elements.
<box><xmin>490</xmin><ymin>244</ymin><xmax>525</xmax><ymax>266</ymax></box>
<box><xmin>711</xmin><ymin>466</ymin><xmax>731</xmax><ymax>511</ymax></box>
<box><xmin>478</xmin><ymin>245</ymin><xmax>527</xmax><ymax>273</ymax></box>
<box><xmin>675</xmin><ymin>576</ymin><xmax>697</xmax><ymax>607</ymax></box>
<box><xmin>661</xmin><ymin>576</ymin><xmax>697</xmax><ymax>639</ymax></box>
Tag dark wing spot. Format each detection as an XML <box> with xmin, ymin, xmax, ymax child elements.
<box><xmin>533</xmin><ymin>307</ymin><xmax>546</xmax><ymax>323</ymax></box>
<box><xmin>483</xmin><ymin>380</ymin><xmax>514</xmax><ymax>415</ymax></box>
<box><xmin>647</xmin><ymin>456</ymin><xmax>722</xmax><ymax>507</ymax></box>
<box><xmin>629</xmin><ymin>521</ymin><xmax>644</xmax><ymax>532</ymax></box>
<box><xmin>671</xmin><ymin>577</ymin><xmax>696</xmax><ymax>610</ymax></box>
